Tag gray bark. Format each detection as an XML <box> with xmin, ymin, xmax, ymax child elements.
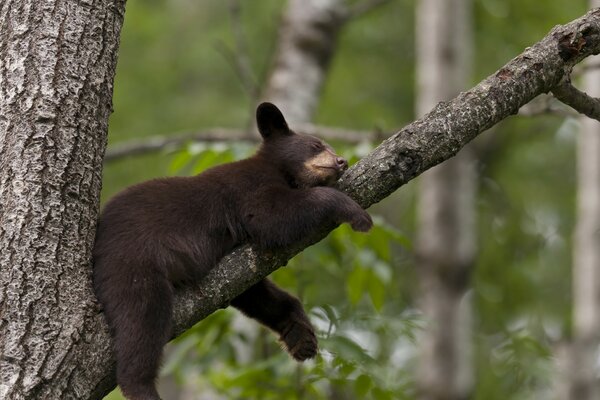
<box><xmin>0</xmin><ymin>0</ymin><xmax>125</xmax><ymax>399</ymax></box>
<box><xmin>1</xmin><ymin>5</ymin><xmax>600</xmax><ymax>400</ymax></box>
<box><xmin>415</xmin><ymin>0</ymin><xmax>475</xmax><ymax>398</ymax></box>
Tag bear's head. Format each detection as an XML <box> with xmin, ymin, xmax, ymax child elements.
<box><xmin>256</xmin><ymin>102</ymin><xmax>349</xmax><ymax>188</ymax></box>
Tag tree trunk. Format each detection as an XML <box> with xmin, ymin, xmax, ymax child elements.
<box><xmin>415</xmin><ymin>0</ymin><xmax>475</xmax><ymax>398</ymax></box>
<box><xmin>0</xmin><ymin>0</ymin><xmax>125</xmax><ymax>398</ymax></box>
<box><xmin>562</xmin><ymin>1</ymin><xmax>600</xmax><ymax>396</ymax></box>
<box><xmin>261</xmin><ymin>0</ymin><xmax>346</xmax><ymax>124</ymax></box>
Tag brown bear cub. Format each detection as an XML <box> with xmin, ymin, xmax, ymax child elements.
<box><xmin>93</xmin><ymin>103</ymin><xmax>373</xmax><ymax>400</ymax></box>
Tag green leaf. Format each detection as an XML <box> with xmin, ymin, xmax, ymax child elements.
<box><xmin>314</xmin><ymin>304</ymin><xmax>340</xmax><ymax>336</ymax></box>
<box><xmin>168</xmin><ymin>147</ymin><xmax>193</xmax><ymax>173</ymax></box>
<box><xmin>321</xmin><ymin>335</ymin><xmax>375</xmax><ymax>365</ymax></box>
<box><xmin>354</xmin><ymin>374</ymin><xmax>373</xmax><ymax>397</ymax></box>
<box><xmin>191</xmin><ymin>150</ymin><xmax>220</xmax><ymax>174</ymax></box>
<box><xmin>367</xmin><ymin>271</ymin><xmax>386</xmax><ymax>312</ymax></box>
<box><xmin>372</xmin><ymin>387</ymin><xmax>394</xmax><ymax>400</ymax></box>
<box><xmin>346</xmin><ymin>266</ymin><xmax>367</xmax><ymax>305</ymax></box>
<box><xmin>372</xmin><ymin>215</ymin><xmax>412</xmax><ymax>250</ymax></box>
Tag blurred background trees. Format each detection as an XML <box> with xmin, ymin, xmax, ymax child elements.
<box><xmin>103</xmin><ymin>0</ymin><xmax>592</xmax><ymax>399</ymax></box>
<box><xmin>414</xmin><ymin>0</ymin><xmax>475</xmax><ymax>398</ymax></box>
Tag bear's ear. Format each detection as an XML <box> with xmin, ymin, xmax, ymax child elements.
<box><xmin>256</xmin><ymin>102</ymin><xmax>291</xmax><ymax>140</ymax></box>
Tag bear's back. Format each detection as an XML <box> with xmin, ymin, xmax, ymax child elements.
<box><xmin>93</xmin><ymin>157</ymin><xmax>286</xmax><ymax>284</ymax></box>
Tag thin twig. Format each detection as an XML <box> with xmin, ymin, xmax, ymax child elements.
<box><xmin>213</xmin><ymin>1</ymin><xmax>260</xmax><ymax>99</ymax></box>
<box><xmin>551</xmin><ymin>79</ymin><xmax>600</xmax><ymax>121</ymax></box>
<box><xmin>104</xmin><ymin>125</ymin><xmax>388</xmax><ymax>162</ymax></box>
<box><xmin>518</xmin><ymin>93</ymin><xmax>579</xmax><ymax>118</ymax></box>
<box><xmin>345</xmin><ymin>0</ymin><xmax>393</xmax><ymax>20</ymax></box>
<box><xmin>227</xmin><ymin>0</ymin><xmax>260</xmax><ymax>98</ymax></box>
<box><xmin>105</xmin><ymin>129</ymin><xmax>246</xmax><ymax>162</ymax></box>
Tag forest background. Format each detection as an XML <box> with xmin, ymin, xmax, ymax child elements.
<box><xmin>100</xmin><ymin>0</ymin><xmax>589</xmax><ymax>399</ymax></box>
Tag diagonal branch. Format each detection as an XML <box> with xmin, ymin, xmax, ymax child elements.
<box><xmin>171</xmin><ymin>7</ymin><xmax>600</xmax><ymax>331</ymax></box>
<box><xmin>551</xmin><ymin>78</ymin><xmax>600</xmax><ymax>121</ymax></box>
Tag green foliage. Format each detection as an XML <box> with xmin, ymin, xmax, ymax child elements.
<box><xmin>475</xmin><ymin>327</ymin><xmax>554</xmax><ymax>400</ymax></box>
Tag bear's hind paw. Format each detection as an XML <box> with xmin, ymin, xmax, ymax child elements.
<box><xmin>280</xmin><ymin>320</ymin><xmax>318</xmax><ymax>361</ymax></box>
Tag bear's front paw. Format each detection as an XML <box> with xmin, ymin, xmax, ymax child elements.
<box><xmin>350</xmin><ymin>209</ymin><xmax>373</xmax><ymax>232</ymax></box>
<box><xmin>280</xmin><ymin>319</ymin><xmax>318</xmax><ymax>361</ymax></box>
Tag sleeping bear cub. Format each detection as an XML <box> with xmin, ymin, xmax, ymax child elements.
<box><xmin>93</xmin><ymin>102</ymin><xmax>373</xmax><ymax>400</ymax></box>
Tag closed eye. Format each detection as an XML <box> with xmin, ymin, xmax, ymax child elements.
<box><xmin>311</xmin><ymin>142</ymin><xmax>324</xmax><ymax>151</ymax></box>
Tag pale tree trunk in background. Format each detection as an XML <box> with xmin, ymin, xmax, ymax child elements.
<box><xmin>0</xmin><ymin>0</ymin><xmax>125</xmax><ymax>399</ymax></box>
<box><xmin>415</xmin><ymin>0</ymin><xmax>475</xmax><ymax>399</ymax></box>
<box><xmin>560</xmin><ymin>1</ymin><xmax>600</xmax><ymax>397</ymax></box>
<box><xmin>261</xmin><ymin>0</ymin><xmax>346</xmax><ymax>124</ymax></box>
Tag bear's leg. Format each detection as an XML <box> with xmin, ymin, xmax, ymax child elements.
<box><xmin>100</xmin><ymin>272</ymin><xmax>173</xmax><ymax>400</ymax></box>
<box><xmin>230</xmin><ymin>279</ymin><xmax>317</xmax><ymax>361</ymax></box>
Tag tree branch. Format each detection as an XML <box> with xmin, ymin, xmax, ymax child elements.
<box><xmin>518</xmin><ymin>93</ymin><xmax>579</xmax><ymax>118</ymax></box>
<box><xmin>104</xmin><ymin>125</ymin><xmax>386</xmax><ymax>162</ymax></box>
<box><xmin>89</xmin><ymin>8</ymin><xmax>600</xmax><ymax>398</ymax></box>
<box><xmin>552</xmin><ymin>78</ymin><xmax>600</xmax><ymax>121</ymax></box>
<box><xmin>345</xmin><ymin>0</ymin><xmax>393</xmax><ymax>21</ymax></box>
<box><xmin>213</xmin><ymin>0</ymin><xmax>260</xmax><ymax>99</ymax></box>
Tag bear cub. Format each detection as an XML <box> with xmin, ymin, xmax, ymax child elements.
<box><xmin>93</xmin><ymin>102</ymin><xmax>373</xmax><ymax>400</ymax></box>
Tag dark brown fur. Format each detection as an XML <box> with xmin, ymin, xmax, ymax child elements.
<box><xmin>92</xmin><ymin>103</ymin><xmax>372</xmax><ymax>400</ymax></box>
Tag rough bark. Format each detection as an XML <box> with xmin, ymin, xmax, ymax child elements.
<box><xmin>414</xmin><ymin>0</ymin><xmax>475</xmax><ymax>398</ymax></box>
<box><xmin>0</xmin><ymin>0</ymin><xmax>125</xmax><ymax>399</ymax></box>
<box><xmin>1</xmin><ymin>6</ymin><xmax>600</xmax><ymax>400</ymax></box>
<box><xmin>552</xmin><ymin>79</ymin><xmax>600</xmax><ymax>120</ymax></box>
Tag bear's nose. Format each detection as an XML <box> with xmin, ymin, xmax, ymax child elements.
<box><xmin>336</xmin><ymin>157</ymin><xmax>348</xmax><ymax>170</ymax></box>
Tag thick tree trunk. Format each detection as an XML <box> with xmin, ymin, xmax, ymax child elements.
<box><xmin>415</xmin><ymin>0</ymin><xmax>475</xmax><ymax>399</ymax></box>
<box><xmin>0</xmin><ymin>0</ymin><xmax>125</xmax><ymax>398</ymax></box>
